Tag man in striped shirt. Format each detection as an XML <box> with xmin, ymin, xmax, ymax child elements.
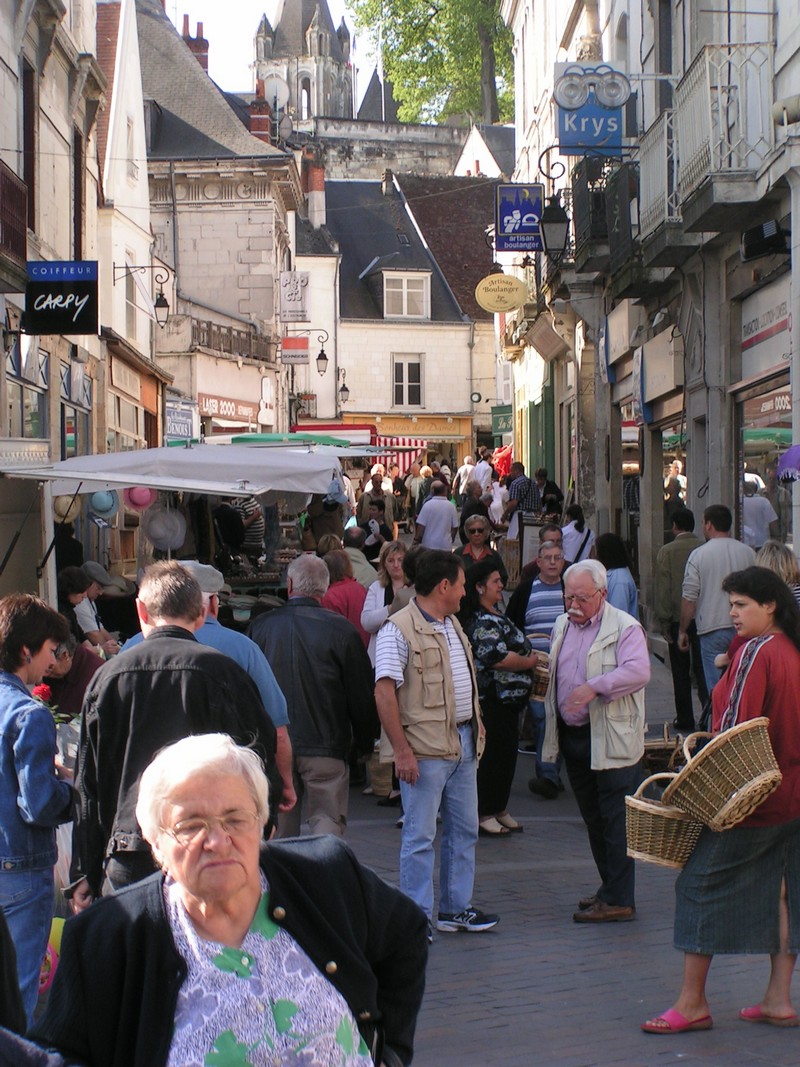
<box><xmin>507</xmin><ymin>542</ymin><xmax>566</xmax><ymax>799</ymax></box>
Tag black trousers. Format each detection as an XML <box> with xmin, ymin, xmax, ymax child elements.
<box><xmin>558</xmin><ymin>722</ymin><xmax>642</xmax><ymax>908</ymax></box>
<box><xmin>667</xmin><ymin>621</ymin><xmax>708</xmax><ymax>729</ymax></box>
<box><xmin>477</xmin><ymin>696</ymin><xmax>524</xmax><ymax>816</ymax></box>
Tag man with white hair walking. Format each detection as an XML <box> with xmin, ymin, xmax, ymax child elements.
<box><xmin>248</xmin><ymin>554</ymin><xmax>378</xmax><ymax>839</ymax></box>
<box><xmin>542</xmin><ymin>559</ymin><xmax>650</xmax><ymax>923</ymax></box>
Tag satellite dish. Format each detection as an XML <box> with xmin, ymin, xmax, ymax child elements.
<box><xmin>278</xmin><ymin>113</ymin><xmax>294</xmax><ymax>140</ymax></box>
<box><xmin>263</xmin><ymin>75</ymin><xmax>289</xmax><ymax>111</ymax></box>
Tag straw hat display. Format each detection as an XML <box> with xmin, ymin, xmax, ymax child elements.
<box><xmin>53</xmin><ymin>495</ymin><xmax>81</xmax><ymax>523</ymax></box>
<box><xmin>88</xmin><ymin>491</ymin><xmax>119</xmax><ymax>520</ymax></box>
<box><xmin>140</xmin><ymin>502</ymin><xmax>187</xmax><ymax>551</ymax></box>
<box><xmin>123</xmin><ymin>486</ymin><xmax>158</xmax><ymax>511</ymax></box>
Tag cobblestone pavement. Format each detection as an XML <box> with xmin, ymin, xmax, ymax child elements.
<box><xmin>344</xmin><ymin>653</ymin><xmax>800</xmax><ymax>1067</ymax></box>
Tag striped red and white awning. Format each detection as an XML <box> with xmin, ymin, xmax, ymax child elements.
<box><xmin>374</xmin><ymin>436</ymin><xmax>428</xmax><ymax>476</ymax></box>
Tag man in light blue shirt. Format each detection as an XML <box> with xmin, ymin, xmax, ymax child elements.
<box><xmin>120</xmin><ymin>561</ymin><xmax>295</xmax><ymax>812</ymax></box>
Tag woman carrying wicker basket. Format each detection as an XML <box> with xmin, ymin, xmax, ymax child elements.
<box><xmin>643</xmin><ymin>566</ymin><xmax>800</xmax><ymax>1034</ymax></box>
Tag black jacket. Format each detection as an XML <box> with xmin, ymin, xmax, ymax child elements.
<box><xmin>74</xmin><ymin>627</ymin><xmax>278</xmax><ymax>895</ymax></box>
<box><xmin>31</xmin><ymin>837</ymin><xmax>427</xmax><ymax>1067</ymax></box>
<box><xmin>248</xmin><ymin>599</ymin><xmax>378</xmax><ymax>760</ymax></box>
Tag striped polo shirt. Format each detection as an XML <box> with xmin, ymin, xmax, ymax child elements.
<box><xmin>524</xmin><ymin>579</ymin><xmax>565</xmax><ymax>653</ymax></box>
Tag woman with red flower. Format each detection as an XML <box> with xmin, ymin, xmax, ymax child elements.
<box><xmin>0</xmin><ymin>595</ymin><xmax>75</xmax><ymax>1026</ymax></box>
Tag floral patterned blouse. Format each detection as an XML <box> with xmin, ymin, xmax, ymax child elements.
<box><xmin>165</xmin><ymin>874</ymin><xmax>373</xmax><ymax>1067</ymax></box>
<box><xmin>463</xmin><ymin>608</ymin><xmax>533</xmax><ymax>707</ymax></box>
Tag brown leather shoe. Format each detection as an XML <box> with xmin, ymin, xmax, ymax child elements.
<box><xmin>578</xmin><ymin>894</ymin><xmax>598</xmax><ymax>911</ymax></box>
<box><xmin>573</xmin><ymin>901</ymin><xmax>635</xmax><ymax>923</ymax></box>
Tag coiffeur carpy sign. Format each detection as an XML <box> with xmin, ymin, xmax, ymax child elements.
<box><xmin>24</xmin><ymin>261</ymin><xmax>99</xmax><ymax>335</ymax></box>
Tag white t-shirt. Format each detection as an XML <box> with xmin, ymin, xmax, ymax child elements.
<box><xmin>416</xmin><ymin>497</ymin><xmax>459</xmax><ymax>550</ymax></box>
<box><xmin>473</xmin><ymin>459</ymin><xmax>493</xmax><ymax>492</ymax></box>
<box><xmin>74</xmin><ymin>598</ymin><xmax>101</xmax><ymax>634</ymax></box>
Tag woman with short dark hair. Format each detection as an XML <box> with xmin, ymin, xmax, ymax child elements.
<box><xmin>0</xmin><ymin>594</ymin><xmax>72</xmax><ymax>1025</ymax></box>
<box><xmin>643</xmin><ymin>567</ymin><xmax>800</xmax><ymax>1033</ymax></box>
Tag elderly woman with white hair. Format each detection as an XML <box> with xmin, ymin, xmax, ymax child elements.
<box><xmin>31</xmin><ymin>733</ymin><xmax>427</xmax><ymax>1067</ymax></box>
<box><xmin>540</xmin><ymin>559</ymin><xmax>650</xmax><ymax>924</ymax></box>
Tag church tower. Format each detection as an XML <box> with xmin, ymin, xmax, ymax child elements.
<box><xmin>254</xmin><ymin>0</ymin><xmax>354</xmax><ymax>130</ymax></box>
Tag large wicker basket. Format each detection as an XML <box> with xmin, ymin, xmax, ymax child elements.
<box><xmin>626</xmin><ymin>773</ymin><xmax>704</xmax><ymax>869</ymax></box>
<box><xmin>662</xmin><ymin>717</ymin><xmax>782</xmax><ymax>832</ymax></box>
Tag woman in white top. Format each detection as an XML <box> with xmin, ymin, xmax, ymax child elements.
<box><xmin>360</xmin><ymin>540</ymin><xmax>408</xmax><ymax>665</ymax></box>
<box><xmin>561</xmin><ymin>504</ymin><xmax>595</xmax><ymax>564</ymax></box>
<box><xmin>488</xmin><ymin>472</ymin><xmax>509</xmax><ymax>526</ymax></box>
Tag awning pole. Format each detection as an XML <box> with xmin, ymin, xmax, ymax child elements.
<box><xmin>0</xmin><ymin>494</ymin><xmax>38</xmax><ymax>578</ymax></box>
<box><xmin>36</xmin><ymin>483</ymin><xmax>83</xmax><ymax>580</ymax></box>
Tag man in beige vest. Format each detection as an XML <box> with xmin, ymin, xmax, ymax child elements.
<box><xmin>374</xmin><ymin>551</ymin><xmax>498</xmax><ymax>937</ymax></box>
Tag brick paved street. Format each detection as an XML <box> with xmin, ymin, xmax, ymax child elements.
<box><xmin>344</xmin><ymin>654</ymin><xmax>800</xmax><ymax>1067</ymax></box>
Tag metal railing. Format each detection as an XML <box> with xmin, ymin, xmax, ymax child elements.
<box><xmin>640</xmin><ymin>110</ymin><xmax>682</xmax><ymax>238</ymax></box>
<box><xmin>191</xmin><ymin>317</ymin><xmax>273</xmax><ymax>361</ymax></box>
<box><xmin>0</xmin><ymin>159</ymin><xmax>27</xmax><ymax>271</ymax></box>
<box><xmin>675</xmin><ymin>43</ymin><xmax>774</xmax><ymax>200</ymax></box>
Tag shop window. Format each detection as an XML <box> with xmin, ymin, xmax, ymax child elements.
<box><xmin>392</xmin><ymin>354</ymin><xmax>422</xmax><ymax>407</ymax></box>
<box><xmin>383</xmin><ymin>273</ymin><xmax>430</xmax><ymax>319</ymax></box>
<box><xmin>6</xmin><ymin>338</ymin><xmax>48</xmax><ymax>437</ymax></box>
<box><xmin>738</xmin><ymin>384</ymin><xmax>792</xmax><ymax>548</ymax></box>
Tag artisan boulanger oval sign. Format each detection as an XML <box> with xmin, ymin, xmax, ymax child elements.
<box><xmin>25</xmin><ymin>261</ymin><xmax>99</xmax><ymax>335</ymax></box>
<box><xmin>474</xmin><ymin>272</ymin><xmax>528</xmax><ymax>313</ymax></box>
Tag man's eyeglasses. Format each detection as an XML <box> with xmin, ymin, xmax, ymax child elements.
<box><xmin>564</xmin><ymin>591</ymin><xmax>601</xmax><ymax>605</ymax></box>
<box><xmin>163</xmin><ymin>810</ymin><xmax>261</xmax><ymax>847</ymax></box>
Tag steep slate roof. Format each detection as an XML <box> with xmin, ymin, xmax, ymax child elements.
<box><xmin>295</xmin><ymin>216</ymin><xmax>338</xmax><ymax>255</ymax></box>
<box><xmin>475</xmin><ymin>124</ymin><xmax>516</xmax><ymax>179</ymax></box>
<box><xmin>396</xmin><ymin>175</ymin><xmax>500</xmax><ymax>321</ymax></box>
<box><xmin>325</xmin><ymin>180</ymin><xmax>463</xmax><ymax>322</ymax></box>
<box><xmin>270</xmin><ymin>0</ymin><xmax>346</xmax><ymax>63</ymax></box>
<box><xmin>95</xmin><ymin>0</ymin><xmax>122</xmax><ymax>190</ymax></box>
<box><xmin>357</xmin><ymin>69</ymin><xmax>399</xmax><ymax>123</ymax></box>
<box><xmin>135</xmin><ymin>0</ymin><xmax>286</xmax><ymax>159</ymax></box>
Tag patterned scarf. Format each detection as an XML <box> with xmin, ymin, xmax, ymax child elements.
<box><xmin>719</xmin><ymin>633</ymin><xmax>775</xmax><ymax>732</ymax></box>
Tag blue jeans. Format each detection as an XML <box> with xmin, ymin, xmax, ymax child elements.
<box><xmin>0</xmin><ymin>867</ymin><xmax>53</xmax><ymax>1026</ymax></box>
<box><xmin>699</xmin><ymin>626</ymin><xmax>735</xmax><ymax>693</ymax></box>
<box><xmin>531</xmin><ymin>699</ymin><xmax>562</xmax><ymax>785</ymax></box>
<box><xmin>399</xmin><ymin>723</ymin><xmax>478</xmax><ymax>920</ymax></box>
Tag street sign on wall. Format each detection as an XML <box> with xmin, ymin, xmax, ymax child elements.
<box><xmin>495</xmin><ymin>184</ymin><xmax>544</xmax><ymax>253</ymax></box>
<box><xmin>24</xmin><ymin>261</ymin><xmax>98</xmax><ymax>335</ymax></box>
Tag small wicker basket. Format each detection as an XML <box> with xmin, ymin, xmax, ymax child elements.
<box><xmin>661</xmin><ymin>717</ymin><xmax>782</xmax><ymax>832</ymax></box>
<box><xmin>626</xmin><ymin>773</ymin><xmax>704</xmax><ymax>869</ymax></box>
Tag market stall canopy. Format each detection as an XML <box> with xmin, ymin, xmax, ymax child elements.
<box><xmin>0</xmin><ymin>443</ymin><xmax>341</xmax><ymax>499</ymax></box>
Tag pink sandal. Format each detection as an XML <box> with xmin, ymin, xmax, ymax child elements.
<box><xmin>642</xmin><ymin>1008</ymin><xmax>713</xmax><ymax>1034</ymax></box>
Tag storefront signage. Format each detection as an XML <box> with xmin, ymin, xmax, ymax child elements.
<box><xmin>631</xmin><ymin>346</ymin><xmax>653</xmax><ymax>425</ymax></box>
<box><xmin>554</xmin><ymin>63</ymin><xmax>624</xmax><ymax>157</ymax></box>
<box><xmin>279</xmin><ymin>272</ymin><xmax>310</xmax><ymax>323</ymax></box>
<box><xmin>495</xmin><ymin>184</ymin><xmax>545</xmax><ymax>252</ymax></box>
<box><xmin>474</xmin><ymin>274</ymin><xmax>528</xmax><ymax>313</ymax></box>
<box><xmin>491</xmin><ymin>405</ymin><xmax>513</xmax><ymax>434</ymax></box>
<box><xmin>280</xmin><ymin>336</ymin><xmax>309</xmax><ymax>364</ymax></box>
<box><xmin>165</xmin><ymin>403</ymin><xmax>196</xmax><ymax>439</ymax></box>
<box><xmin>257</xmin><ymin>375</ymin><xmax>276</xmax><ymax>427</ymax></box>
<box><xmin>741</xmin><ymin>276</ymin><xmax>791</xmax><ymax>379</ymax></box>
<box><xmin>24</xmin><ymin>261</ymin><xmax>98</xmax><ymax>335</ymax></box>
<box><xmin>197</xmin><ymin>392</ymin><xmax>259</xmax><ymax>422</ymax></box>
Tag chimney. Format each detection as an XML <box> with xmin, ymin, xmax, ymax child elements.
<box><xmin>382</xmin><ymin>169</ymin><xmax>394</xmax><ymax>196</ymax></box>
<box><xmin>302</xmin><ymin>146</ymin><xmax>326</xmax><ymax>229</ymax></box>
<box><xmin>182</xmin><ymin>16</ymin><xmax>209</xmax><ymax>73</ymax></box>
<box><xmin>249</xmin><ymin>80</ymin><xmax>273</xmax><ymax>144</ymax></box>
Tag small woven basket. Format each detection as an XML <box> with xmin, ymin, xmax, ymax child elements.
<box><xmin>662</xmin><ymin>717</ymin><xmax>782</xmax><ymax>832</ymax></box>
<box><xmin>626</xmin><ymin>773</ymin><xmax>704</xmax><ymax>869</ymax></box>
<box><xmin>643</xmin><ymin>723</ymin><xmax>687</xmax><ymax>776</ymax></box>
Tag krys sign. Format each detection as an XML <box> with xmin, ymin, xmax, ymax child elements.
<box><xmin>25</xmin><ymin>261</ymin><xmax>99</xmax><ymax>335</ymax></box>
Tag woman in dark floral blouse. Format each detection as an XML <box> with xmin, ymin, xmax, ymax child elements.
<box><xmin>459</xmin><ymin>560</ymin><xmax>542</xmax><ymax>836</ymax></box>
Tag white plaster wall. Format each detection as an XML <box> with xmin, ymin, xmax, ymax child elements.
<box><xmin>338</xmin><ymin>321</ymin><xmax>472</xmax><ymax>416</ymax></box>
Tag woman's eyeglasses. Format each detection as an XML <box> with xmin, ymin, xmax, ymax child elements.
<box><xmin>163</xmin><ymin>810</ymin><xmax>260</xmax><ymax>847</ymax></box>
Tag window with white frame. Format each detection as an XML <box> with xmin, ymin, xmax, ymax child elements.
<box><xmin>392</xmin><ymin>354</ymin><xmax>423</xmax><ymax>407</ymax></box>
<box><xmin>125</xmin><ymin>254</ymin><xmax>137</xmax><ymax>341</ymax></box>
<box><xmin>383</xmin><ymin>273</ymin><xmax>430</xmax><ymax>319</ymax></box>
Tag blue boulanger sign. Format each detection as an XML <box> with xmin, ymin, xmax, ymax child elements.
<box><xmin>24</xmin><ymin>260</ymin><xmax>99</xmax><ymax>335</ymax></box>
<box><xmin>495</xmin><ymin>184</ymin><xmax>545</xmax><ymax>252</ymax></box>
<box><xmin>557</xmin><ymin>99</ymin><xmax>623</xmax><ymax>155</ymax></box>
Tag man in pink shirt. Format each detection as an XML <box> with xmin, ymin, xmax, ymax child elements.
<box><xmin>542</xmin><ymin>559</ymin><xmax>650</xmax><ymax>923</ymax></box>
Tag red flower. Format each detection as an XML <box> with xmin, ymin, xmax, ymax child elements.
<box><xmin>32</xmin><ymin>684</ymin><xmax>53</xmax><ymax>704</ymax></box>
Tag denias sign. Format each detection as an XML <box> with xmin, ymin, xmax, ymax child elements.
<box><xmin>24</xmin><ymin>261</ymin><xmax>99</xmax><ymax>335</ymax></box>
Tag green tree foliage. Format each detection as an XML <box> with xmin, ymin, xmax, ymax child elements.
<box><xmin>350</xmin><ymin>0</ymin><xmax>514</xmax><ymax>124</ymax></box>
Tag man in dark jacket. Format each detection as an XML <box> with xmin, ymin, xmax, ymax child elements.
<box><xmin>249</xmin><ymin>553</ymin><xmax>378</xmax><ymax>838</ymax></box>
<box><xmin>73</xmin><ymin>561</ymin><xmax>279</xmax><ymax>899</ymax></box>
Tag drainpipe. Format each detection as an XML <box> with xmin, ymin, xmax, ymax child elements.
<box><xmin>787</xmin><ymin>169</ymin><xmax>800</xmax><ymax>543</ymax></box>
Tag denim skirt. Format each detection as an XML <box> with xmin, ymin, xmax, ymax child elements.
<box><xmin>674</xmin><ymin>816</ymin><xmax>800</xmax><ymax>955</ymax></box>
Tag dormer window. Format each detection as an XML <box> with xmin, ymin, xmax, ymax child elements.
<box><xmin>383</xmin><ymin>272</ymin><xmax>430</xmax><ymax>319</ymax></box>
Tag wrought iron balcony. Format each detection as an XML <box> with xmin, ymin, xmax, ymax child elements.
<box><xmin>674</xmin><ymin>42</ymin><xmax>775</xmax><ymax>231</ymax></box>
<box><xmin>571</xmin><ymin>158</ymin><xmax>610</xmax><ymax>273</ymax></box>
<box><xmin>639</xmin><ymin>111</ymin><xmax>702</xmax><ymax>266</ymax></box>
<box><xmin>0</xmin><ymin>159</ymin><xmax>28</xmax><ymax>292</ymax></box>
